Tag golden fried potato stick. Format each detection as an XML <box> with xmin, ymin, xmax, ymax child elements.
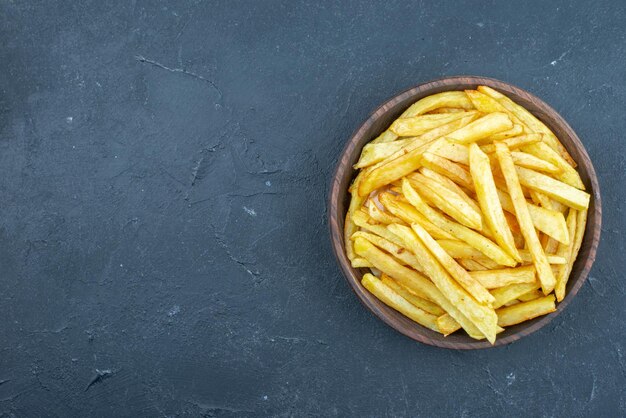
<box><xmin>487</xmin><ymin>124</ymin><xmax>525</xmax><ymax>141</ymax></box>
<box><xmin>368</xmin><ymin>202</ymin><xmax>403</xmax><ymax>225</ymax></box>
<box><xmin>517</xmin><ymin>289</ymin><xmax>545</xmax><ymax>302</ymax></box>
<box><xmin>402</xmin><ymin>179</ymin><xmax>517</xmax><ymax>267</ymax></box>
<box><xmin>494</xmin><ymin>142</ymin><xmax>556</xmax><ymax>294</ymax></box>
<box><xmin>361</xmin><ymin>273</ymin><xmax>440</xmax><ymax>332</ymax></box>
<box><xmin>469</xmin><ymin>266</ymin><xmax>537</xmax><ymax>289</ymax></box>
<box><xmin>401</xmin><ymin>91</ymin><xmax>475</xmax><ymax>117</ymax></box>
<box><xmin>380</xmin><ymin>274</ymin><xmax>445</xmax><ymax>316</ymax></box>
<box><xmin>469</xmin><ymin>143</ymin><xmax>521</xmax><ymax>262</ymax></box>
<box><xmin>370</xmin><ymin>130</ymin><xmax>398</xmax><ymax>144</ymax></box>
<box><xmin>496</xmin><ymin>295</ymin><xmax>556</xmax><ymax>327</ymax></box>
<box><xmin>490</xmin><ymin>282</ymin><xmax>542</xmax><ymax>309</ymax></box>
<box><xmin>351</xmin><ymin>258</ymin><xmax>374</xmax><ymax>268</ymax></box>
<box><xmin>555</xmin><ymin>209</ymin><xmax>582</xmax><ymax>301</ymax></box>
<box><xmin>445</xmin><ymin>112</ymin><xmax>513</xmax><ymax>144</ymax></box>
<box><xmin>355</xmin><ymin>137</ymin><xmax>415</xmax><ymax>168</ymax></box>
<box><xmin>421</xmin><ymin>152</ymin><xmax>474</xmax><ymax>190</ymax></box>
<box><xmin>511</xmin><ymin>151</ymin><xmax>561</xmax><ymax>174</ymax></box>
<box><xmin>387</xmin><ymin>224</ymin><xmax>498</xmax><ymax>343</ymax></box>
<box><xmin>390</xmin><ymin>112</ymin><xmax>477</xmax><ymax>136</ymax></box>
<box><xmin>427</xmin><ymin>107</ymin><xmax>468</xmax><ymax>114</ymax></box>
<box><xmin>515</xmin><ymin>166</ymin><xmax>590</xmax><ymax>210</ymax></box>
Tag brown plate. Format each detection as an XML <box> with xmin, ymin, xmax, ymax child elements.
<box><xmin>328</xmin><ymin>76</ymin><xmax>602</xmax><ymax>349</ymax></box>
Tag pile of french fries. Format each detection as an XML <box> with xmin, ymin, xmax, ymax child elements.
<box><xmin>345</xmin><ymin>86</ymin><xmax>590</xmax><ymax>343</ymax></box>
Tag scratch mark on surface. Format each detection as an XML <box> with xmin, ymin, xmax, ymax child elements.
<box><xmin>588</xmin><ymin>370</ymin><xmax>597</xmax><ymax>402</ymax></box>
<box><xmin>135</xmin><ymin>55</ymin><xmax>222</xmax><ymax>100</ymax></box>
<box><xmin>243</xmin><ymin>206</ymin><xmax>257</xmax><ymax>216</ymax></box>
<box><xmin>550</xmin><ymin>49</ymin><xmax>571</xmax><ymax>66</ymax></box>
<box><xmin>84</xmin><ymin>369</ymin><xmax>116</xmax><ymax>392</ymax></box>
<box><xmin>0</xmin><ymin>379</ymin><xmax>10</xmax><ymax>387</ymax></box>
<box><xmin>32</xmin><ymin>324</ymin><xmax>69</xmax><ymax>334</ymax></box>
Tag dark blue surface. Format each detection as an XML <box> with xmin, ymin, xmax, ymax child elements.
<box><xmin>0</xmin><ymin>1</ymin><xmax>624</xmax><ymax>416</ymax></box>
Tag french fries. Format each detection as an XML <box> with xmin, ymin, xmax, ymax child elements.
<box><xmin>469</xmin><ymin>143</ymin><xmax>520</xmax><ymax>262</ymax></box>
<box><xmin>390</xmin><ymin>112</ymin><xmax>476</xmax><ymax>136</ymax></box>
<box><xmin>361</xmin><ymin>273</ymin><xmax>440</xmax><ymax>332</ymax></box>
<box><xmin>445</xmin><ymin>113</ymin><xmax>513</xmax><ymax>144</ymax></box>
<box><xmin>496</xmin><ymin>295</ymin><xmax>556</xmax><ymax>327</ymax></box>
<box><xmin>515</xmin><ymin>166</ymin><xmax>590</xmax><ymax>210</ymax></box>
<box><xmin>495</xmin><ymin>143</ymin><xmax>556</xmax><ymax>294</ymax></box>
<box><xmin>469</xmin><ymin>266</ymin><xmax>537</xmax><ymax>289</ymax></box>
<box><xmin>344</xmin><ymin>86</ymin><xmax>590</xmax><ymax>343</ymax></box>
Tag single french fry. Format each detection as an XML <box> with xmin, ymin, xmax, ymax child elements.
<box><xmin>410</xmin><ymin>223</ymin><xmax>495</xmax><ymax>306</ymax></box>
<box><xmin>408</xmin><ymin>173</ymin><xmax>482</xmax><ymax>230</ymax></box>
<box><xmin>351</xmin><ymin>257</ymin><xmax>373</xmax><ymax>268</ymax></box>
<box><xmin>480</xmin><ymin>133</ymin><xmax>543</xmax><ymax>153</ymax></box>
<box><xmin>427</xmin><ymin>107</ymin><xmax>468</xmax><ymax>114</ymax></box>
<box><xmin>469</xmin><ymin>143</ymin><xmax>521</xmax><ymax>261</ymax></box>
<box><xmin>390</xmin><ymin>112</ymin><xmax>476</xmax><ymax>136</ymax></box>
<box><xmin>388</xmin><ymin>224</ymin><xmax>498</xmax><ymax>343</ymax></box>
<box><xmin>471</xmin><ymin>256</ymin><xmax>504</xmax><ymax>270</ymax></box>
<box><xmin>438</xmin><ymin>240</ymin><xmax>483</xmax><ymax>258</ymax></box>
<box><xmin>353</xmin><ymin>236</ymin><xmax>486</xmax><ymax>339</ymax></box>
<box><xmin>469</xmin><ymin>265</ymin><xmax>536</xmax><ymax>289</ymax></box>
<box><xmin>402</xmin><ymin>179</ymin><xmax>517</xmax><ymax>267</ymax></box>
<box><xmin>496</xmin><ymin>186</ymin><xmax>569</xmax><ymax>245</ymax></box>
<box><xmin>555</xmin><ymin>209</ymin><xmax>580</xmax><ymax>301</ymax></box>
<box><xmin>355</xmin><ymin>137</ymin><xmax>415</xmax><ymax>168</ymax></box>
<box><xmin>361</xmin><ymin>273</ymin><xmax>440</xmax><ymax>332</ymax></box>
<box><xmin>445</xmin><ymin>112</ymin><xmax>513</xmax><ymax>144</ymax></box>
<box><xmin>496</xmin><ymin>295</ymin><xmax>556</xmax><ymax>327</ymax></box>
<box><xmin>490</xmin><ymin>282</ymin><xmax>542</xmax><ymax>309</ymax></box>
<box><xmin>345</xmin><ymin>213</ymin><xmax>358</xmax><ymax>262</ymax></box>
<box><xmin>512</xmin><ymin>151</ymin><xmax>561</xmax><ymax>173</ymax></box>
<box><xmin>458</xmin><ymin>258</ymin><xmax>489</xmax><ymax>271</ymax></box>
<box><xmin>421</xmin><ymin>152</ymin><xmax>475</xmax><ymax>190</ymax></box>
<box><xmin>522</xmin><ymin>142</ymin><xmax>584</xmax><ymax>189</ymax></box>
<box><xmin>431</xmin><ymin>140</ymin><xmax>469</xmax><ymax>165</ymax></box>
<box><xmin>437</xmin><ymin>314</ymin><xmax>461</xmax><ymax>336</ymax></box>
<box><xmin>465</xmin><ymin>89</ymin><xmax>510</xmax><ymax>113</ymax></box>
<box><xmin>368</xmin><ymin>202</ymin><xmax>403</xmax><ymax>225</ymax></box>
<box><xmin>417</xmin><ymin>168</ymin><xmax>480</xmax><ymax>213</ymax></box>
<box><xmin>487</xmin><ymin>125</ymin><xmax>525</xmax><ymax>141</ymax></box>
<box><xmin>495</xmin><ymin>142</ymin><xmax>556</xmax><ymax>294</ymax></box>
<box><xmin>369</xmin><ymin>130</ymin><xmax>398</xmax><ymax>144</ymax></box>
<box><xmin>381</xmin><ymin>274</ymin><xmax>445</xmax><ymax>316</ymax></box>
<box><xmin>401</xmin><ymin>91</ymin><xmax>475</xmax><ymax>117</ymax></box>
<box><xmin>518</xmin><ymin>289</ymin><xmax>545</xmax><ymax>302</ymax></box>
<box><xmin>515</xmin><ymin>166</ymin><xmax>590</xmax><ymax>210</ymax></box>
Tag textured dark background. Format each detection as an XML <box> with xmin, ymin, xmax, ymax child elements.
<box><xmin>0</xmin><ymin>1</ymin><xmax>624</xmax><ymax>417</ymax></box>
